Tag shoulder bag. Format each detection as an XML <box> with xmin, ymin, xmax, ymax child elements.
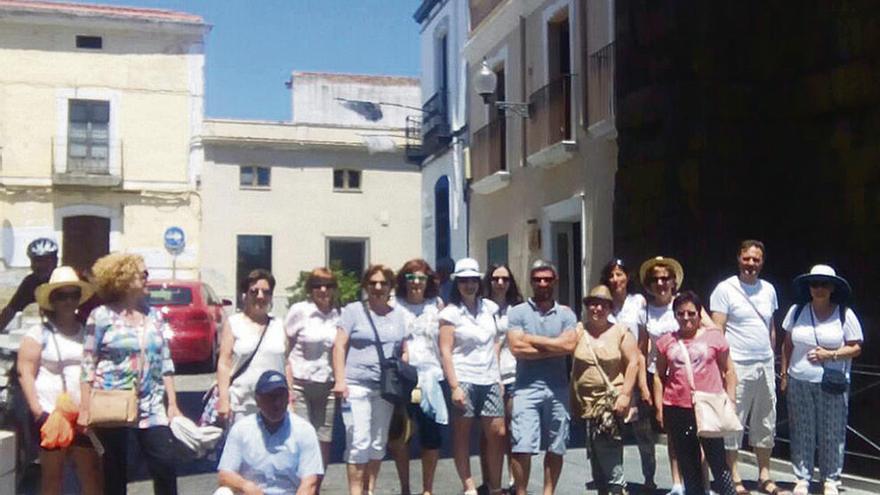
<box><xmin>676</xmin><ymin>338</ymin><xmax>742</xmax><ymax>438</ymax></box>
<box><xmin>88</xmin><ymin>318</ymin><xmax>142</xmax><ymax>428</ymax></box>
<box><xmin>199</xmin><ymin>317</ymin><xmax>271</xmax><ymax>426</ymax></box>
<box><xmin>808</xmin><ymin>308</ymin><xmax>849</xmax><ymax>395</ymax></box>
<box><xmin>363</xmin><ymin>301</ymin><xmax>417</xmax><ymax>405</ymax></box>
<box><xmin>578</xmin><ymin>325</ymin><xmax>626</xmax><ymax>438</ymax></box>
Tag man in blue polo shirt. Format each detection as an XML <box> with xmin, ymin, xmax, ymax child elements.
<box><xmin>507</xmin><ymin>260</ymin><xmax>578</xmax><ymax>495</ymax></box>
<box><xmin>216</xmin><ymin>370</ymin><xmax>323</xmax><ymax>495</ymax></box>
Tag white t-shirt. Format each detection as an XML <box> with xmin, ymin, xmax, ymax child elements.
<box><xmin>228</xmin><ymin>313</ymin><xmax>287</xmax><ymax>417</ymax></box>
<box><xmin>438</xmin><ymin>298</ymin><xmax>500</xmax><ymax>385</ymax></box>
<box><xmin>610</xmin><ymin>293</ymin><xmax>646</xmax><ymax>339</ymax></box>
<box><xmin>782</xmin><ymin>304</ymin><xmax>863</xmax><ymax>383</ymax></box>
<box><xmin>285</xmin><ymin>301</ymin><xmax>339</xmax><ymax>383</ymax></box>
<box><xmin>709</xmin><ymin>276</ymin><xmax>778</xmax><ymax>362</ymax></box>
<box><xmin>637</xmin><ymin>301</ymin><xmax>678</xmax><ymax>373</ymax></box>
<box><xmin>495</xmin><ymin>305</ymin><xmax>516</xmax><ymax>385</ymax></box>
<box><xmin>397</xmin><ymin>298</ymin><xmax>443</xmax><ymax>375</ymax></box>
<box><xmin>24</xmin><ymin>322</ymin><xmax>84</xmax><ymax>413</ymax></box>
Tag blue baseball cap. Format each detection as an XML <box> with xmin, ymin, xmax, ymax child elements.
<box><xmin>255</xmin><ymin>370</ymin><xmax>288</xmax><ymax>395</ymax></box>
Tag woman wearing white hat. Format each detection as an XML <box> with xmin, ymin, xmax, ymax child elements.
<box><xmin>17</xmin><ymin>266</ymin><xmax>102</xmax><ymax>495</ymax></box>
<box><xmin>781</xmin><ymin>265</ymin><xmax>863</xmax><ymax>495</ymax></box>
<box><xmin>439</xmin><ymin>258</ymin><xmax>505</xmax><ymax>495</ymax></box>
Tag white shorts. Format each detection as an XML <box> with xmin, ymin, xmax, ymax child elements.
<box><xmin>343</xmin><ymin>384</ymin><xmax>395</xmax><ymax>464</ymax></box>
<box><xmin>725</xmin><ymin>358</ymin><xmax>777</xmax><ymax>450</ymax></box>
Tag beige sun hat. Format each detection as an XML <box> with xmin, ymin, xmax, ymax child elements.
<box><xmin>34</xmin><ymin>266</ymin><xmax>95</xmax><ymax>311</ymax></box>
<box><xmin>638</xmin><ymin>256</ymin><xmax>685</xmax><ymax>288</ymax></box>
<box><xmin>582</xmin><ymin>285</ymin><xmax>614</xmax><ymax>305</ymax></box>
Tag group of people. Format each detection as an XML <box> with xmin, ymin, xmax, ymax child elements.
<box><xmin>0</xmin><ymin>237</ymin><xmax>864</xmax><ymax>495</ymax></box>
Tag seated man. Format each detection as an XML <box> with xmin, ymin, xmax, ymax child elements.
<box><xmin>216</xmin><ymin>370</ymin><xmax>323</xmax><ymax>495</ymax></box>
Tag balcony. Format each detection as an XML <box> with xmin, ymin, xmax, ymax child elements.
<box><xmin>527</xmin><ymin>74</ymin><xmax>577</xmax><ymax>169</ymax></box>
<box><xmin>586</xmin><ymin>41</ymin><xmax>616</xmax><ymax>139</ymax></box>
<box><xmin>421</xmin><ymin>91</ymin><xmax>451</xmax><ymax>158</ymax></box>
<box><xmin>469</xmin><ymin>118</ymin><xmax>509</xmax><ymax>194</ymax></box>
<box><xmin>469</xmin><ymin>0</ymin><xmax>505</xmax><ymax>30</ymax></box>
<box><xmin>52</xmin><ymin>136</ymin><xmax>122</xmax><ymax>187</ymax></box>
<box><xmin>404</xmin><ymin>116</ymin><xmax>426</xmax><ymax>164</ymax></box>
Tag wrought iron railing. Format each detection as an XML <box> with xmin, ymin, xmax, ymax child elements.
<box><xmin>404</xmin><ymin>115</ymin><xmax>425</xmax><ymax>164</ymax></box>
<box><xmin>470</xmin><ymin>118</ymin><xmax>506</xmax><ymax>182</ymax></box>
<box><xmin>527</xmin><ymin>74</ymin><xmax>574</xmax><ymax>156</ymax></box>
<box><xmin>586</xmin><ymin>41</ymin><xmax>615</xmax><ymax>126</ymax></box>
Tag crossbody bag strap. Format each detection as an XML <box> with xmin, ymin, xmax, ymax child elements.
<box><xmin>676</xmin><ymin>338</ymin><xmax>697</xmax><ymax>400</ymax></box>
<box><xmin>362</xmin><ymin>301</ymin><xmax>388</xmax><ymax>364</ymax></box>
<box><xmin>808</xmin><ymin>307</ymin><xmax>848</xmax><ymax>375</ymax></box>
<box><xmin>581</xmin><ymin>324</ymin><xmax>616</xmax><ymax>393</ymax></box>
<box><xmin>45</xmin><ymin>322</ymin><xmax>68</xmax><ymax>393</ymax></box>
<box><xmin>727</xmin><ymin>281</ymin><xmax>771</xmax><ymax>333</ymax></box>
<box><xmin>230</xmin><ymin>317</ymin><xmax>271</xmax><ymax>385</ymax></box>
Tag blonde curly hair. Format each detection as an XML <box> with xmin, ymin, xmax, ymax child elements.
<box><xmin>91</xmin><ymin>252</ymin><xmax>146</xmax><ymax>302</ymax></box>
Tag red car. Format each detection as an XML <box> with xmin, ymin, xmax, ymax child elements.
<box><xmin>146</xmin><ymin>280</ymin><xmax>231</xmax><ymax>371</ymax></box>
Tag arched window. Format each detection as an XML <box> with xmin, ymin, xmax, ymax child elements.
<box><xmin>434</xmin><ymin>176</ymin><xmax>451</xmax><ymax>261</ymax></box>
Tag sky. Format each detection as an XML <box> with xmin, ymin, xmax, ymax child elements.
<box><xmin>70</xmin><ymin>0</ymin><xmax>421</xmax><ymax>121</ymax></box>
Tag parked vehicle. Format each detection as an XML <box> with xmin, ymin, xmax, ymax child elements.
<box><xmin>146</xmin><ymin>280</ymin><xmax>230</xmax><ymax>371</ymax></box>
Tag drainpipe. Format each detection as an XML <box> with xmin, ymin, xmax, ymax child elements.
<box><xmin>580</xmin><ymin>191</ymin><xmax>588</xmax><ymax>295</ymax></box>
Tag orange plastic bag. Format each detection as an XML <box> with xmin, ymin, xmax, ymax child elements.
<box><xmin>40</xmin><ymin>392</ymin><xmax>79</xmax><ymax>449</ymax></box>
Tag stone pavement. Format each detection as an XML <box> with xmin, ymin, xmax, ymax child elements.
<box><xmin>129</xmin><ymin>444</ymin><xmax>880</xmax><ymax>494</ymax></box>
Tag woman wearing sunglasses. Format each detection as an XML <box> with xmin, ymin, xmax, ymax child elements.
<box><xmin>387</xmin><ymin>258</ymin><xmax>445</xmax><ymax>495</ymax></box>
<box><xmin>18</xmin><ymin>266</ymin><xmax>102</xmax><ymax>495</ymax></box>
<box><xmin>780</xmin><ymin>265</ymin><xmax>863</xmax><ymax>495</ymax></box>
<box><xmin>285</xmin><ymin>267</ymin><xmax>340</xmax><ymax>472</ymax></box>
<box><xmin>654</xmin><ymin>291</ymin><xmax>737</xmax><ymax>495</ymax></box>
<box><xmin>217</xmin><ymin>269</ymin><xmax>287</xmax><ymax>426</ymax></box>
<box><xmin>439</xmin><ymin>258</ymin><xmax>505</xmax><ymax>495</ymax></box>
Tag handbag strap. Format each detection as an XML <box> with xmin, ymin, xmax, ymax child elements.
<box><xmin>726</xmin><ymin>280</ymin><xmax>771</xmax><ymax>333</ymax></box>
<box><xmin>579</xmin><ymin>324</ymin><xmax>617</xmax><ymax>393</ymax></box>
<box><xmin>362</xmin><ymin>301</ymin><xmax>388</xmax><ymax>364</ymax></box>
<box><xmin>44</xmin><ymin>322</ymin><xmax>68</xmax><ymax>393</ymax></box>
<box><xmin>807</xmin><ymin>307</ymin><xmax>848</xmax><ymax>374</ymax></box>
<box><xmin>675</xmin><ymin>337</ymin><xmax>697</xmax><ymax>401</ymax></box>
<box><xmin>231</xmin><ymin>317</ymin><xmax>271</xmax><ymax>385</ymax></box>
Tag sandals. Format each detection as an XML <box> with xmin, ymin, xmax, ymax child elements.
<box><xmin>757</xmin><ymin>479</ymin><xmax>782</xmax><ymax>495</ymax></box>
<box><xmin>792</xmin><ymin>480</ymin><xmax>809</xmax><ymax>495</ymax></box>
<box><xmin>734</xmin><ymin>481</ymin><xmax>750</xmax><ymax>495</ymax></box>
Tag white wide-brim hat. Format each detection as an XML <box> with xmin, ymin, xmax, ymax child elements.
<box><xmin>452</xmin><ymin>257</ymin><xmax>482</xmax><ymax>279</ymax></box>
<box><xmin>34</xmin><ymin>266</ymin><xmax>95</xmax><ymax>311</ymax></box>
<box><xmin>793</xmin><ymin>264</ymin><xmax>852</xmax><ymax>303</ymax></box>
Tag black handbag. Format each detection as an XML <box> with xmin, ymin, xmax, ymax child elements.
<box><xmin>809</xmin><ymin>308</ymin><xmax>849</xmax><ymax>395</ymax></box>
<box><xmin>362</xmin><ymin>302</ymin><xmax>417</xmax><ymax>404</ymax></box>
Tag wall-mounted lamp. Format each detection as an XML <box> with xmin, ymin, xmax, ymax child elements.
<box><xmin>474</xmin><ymin>59</ymin><xmax>530</xmax><ymax>118</ymax></box>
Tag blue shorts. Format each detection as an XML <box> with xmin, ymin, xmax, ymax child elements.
<box><xmin>510</xmin><ymin>383</ymin><xmax>570</xmax><ymax>455</ymax></box>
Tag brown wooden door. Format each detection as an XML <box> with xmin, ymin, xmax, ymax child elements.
<box><xmin>62</xmin><ymin>216</ymin><xmax>110</xmax><ymax>273</ymax></box>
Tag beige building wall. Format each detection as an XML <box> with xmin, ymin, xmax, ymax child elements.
<box><xmin>0</xmin><ymin>3</ymin><xmax>207</xmax><ymax>307</ymax></box>
<box><xmin>201</xmin><ymin>120</ymin><xmax>422</xmax><ymax>310</ymax></box>
<box><xmin>464</xmin><ymin>0</ymin><xmax>617</xmax><ymax>310</ymax></box>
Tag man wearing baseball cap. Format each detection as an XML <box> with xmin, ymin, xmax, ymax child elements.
<box><xmin>216</xmin><ymin>370</ymin><xmax>323</xmax><ymax>495</ymax></box>
<box><xmin>0</xmin><ymin>237</ymin><xmax>58</xmax><ymax>332</ymax></box>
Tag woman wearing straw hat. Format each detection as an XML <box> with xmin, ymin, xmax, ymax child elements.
<box><xmin>571</xmin><ymin>285</ymin><xmax>640</xmax><ymax>495</ymax></box>
<box><xmin>780</xmin><ymin>265</ymin><xmax>863</xmax><ymax>495</ymax></box>
<box><xmin>17</xmin><ymin>266</ymin><xmax>102</xmax><ymax>494</ymax></box>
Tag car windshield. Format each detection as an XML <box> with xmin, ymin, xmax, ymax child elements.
<box><xmin>146</xmin><ymin>286</ymin><xmax>193</xmax><ymax>306</ymax></box>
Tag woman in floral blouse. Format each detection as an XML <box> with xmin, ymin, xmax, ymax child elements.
<box><xmin>78</xmin><ymin>253</ymin><xmax>181</xmax><ymax>495</ymax></box>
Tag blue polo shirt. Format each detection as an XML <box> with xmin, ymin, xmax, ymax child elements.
<box><xmin>218</xmin><ymin>411</ymin><xmax>323</xmax><ymax>494</ymax></box>
<box><xmin>508</xmin><ymin>299</ymin><xmax>577</xmax><ymax>388</ymax></box>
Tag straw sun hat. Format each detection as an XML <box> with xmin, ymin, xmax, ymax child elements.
<box><xmin>34</xmin><ymin>266</ymin><xmax>95</xmax><ymax>311</ymax></box>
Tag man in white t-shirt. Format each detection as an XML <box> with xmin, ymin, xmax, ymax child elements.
<box><xmin>709</xmin><ymin>240</ymin><xmax>779</xmax><ymax>495</ymax></box>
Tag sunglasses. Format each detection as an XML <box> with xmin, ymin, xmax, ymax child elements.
<box><xmin>248</xmin><ymin>287</ymin><xmax>273</xmax><ymax>296</ymax></box>
<box><xmin>368</xmin><ymin>280</ymin><xmax>390</xmax><ymax>287</ymax></box>
<box><xmin>404</xmin><ymin>274</ymin><xmax>428</xmax><ymax>282</ymax></box>
<box><xmin>51</xmin><ymin>289</ymin><xmax>82</xmax><ymax>302</ymax></box>
<box><xmin>675</xmin><ymin>310</ymin><xmax>698</xmax><ymax>318</ymax></box>
<box><xmin>531</xmin><ymin>276</ymin><xmax>555</xmax><ymax>284</ymax></box>
<box><xmin>809</xmin><ymin>281</ymin><xmax>832</xmax><ymax>289</ymax></box>
<box><xmin>456</xmin><ymin>277</ymin><xmax>480</xmax><ymax>284</ymax></box>
<box><xmin>310</xmin><ymin>282</ymin><xmax>337</xmax><ymax>290</ymax></box>
<box><xmin>491</xmin><ymin>276</ymin><xmax>510</xmax><ymax>283</ymax></box>
<box><xmin>649</xmin><ymin>275</ymin><xmax>673</xmax><ymax>284</ymax></box>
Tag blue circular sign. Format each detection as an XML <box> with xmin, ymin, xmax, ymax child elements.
<box><xmin>164</xmin><ymin>226</ymin><xmax>185</xmax><ymax>255</ymax></box>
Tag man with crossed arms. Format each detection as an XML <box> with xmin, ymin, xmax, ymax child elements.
<box><xmin>710</xmin><ymin>240</ymin><xmax>781</xmax><ymax>495</ymax></box>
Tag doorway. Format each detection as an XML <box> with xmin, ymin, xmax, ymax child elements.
<box><xmin>553</xmin><ymin>221</ymin><xmax>582</xmax><ymax>317</ymax></box>
<box><xmin>62</xmin><ymin>216</ymin><xmax>110</xmax><ymax>274</ymax></box>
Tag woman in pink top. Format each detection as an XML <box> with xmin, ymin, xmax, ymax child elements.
<box><xmin>654</xmin><ymin>291</ymin><xmax>738</xmax><ymax>495</ymax></box>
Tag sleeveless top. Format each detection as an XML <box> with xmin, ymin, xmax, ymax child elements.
<box><xmin>571</xmin><ymin>322</ymin><xmax>629</xmax><ymax>419</ymax></box>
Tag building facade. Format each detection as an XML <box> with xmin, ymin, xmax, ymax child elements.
<box><xmin>200</xmin><ymin>72</ymin><xmax>422</xmax><ymax>309</ymax></box>
<box><xmin>411</xmin><ymin>0</ymin><xmax>470</xmax><ymax>268</ymax></box>
<box><xmin>0</xmin><ymin>1</ymin><xmax>208</xmax><ymax>299</ymax></box>
<box><xmin>464</xmin><ymin>0</ymin><xmax>617</xmax><ymax>311</ymax></box>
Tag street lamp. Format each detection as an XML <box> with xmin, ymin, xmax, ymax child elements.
<box><xmin>474</xmin><ymin>59</ymin><xmax>530</xmax><ymax>118</ymax></box>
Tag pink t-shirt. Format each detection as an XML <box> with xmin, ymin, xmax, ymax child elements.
<box><xmin>656</xmin><ymin>328</ymin><xmax>729</xmax><ymax>408</ymax></box>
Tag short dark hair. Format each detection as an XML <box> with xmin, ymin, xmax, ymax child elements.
<box><xmin>482</xmin><ymin>263</ymin><xmax>524</xmax><ymax>307</ymax></box>
<box><xmin>739</xmin><ymin>240</ymin><xmax>765</xmax><ymax>256</ymax></box>
<box><xmin>241</xmin><ymin>269</ymin><xmax>276</xmax><ymax>294</ymax></box>
<box><xmin>395</xmin><ymin>258</ymin><xmax>439</xmax><ymax>300</ymax></box>
<box><xmin>600</xmin><ymin>258</ymin><xmax>631</xmax><ymax>290</ymax></box>
<box><xmin>673</xmin><ymin>290</ymin><xmax>703</xmax><ymax>315</ymax></box>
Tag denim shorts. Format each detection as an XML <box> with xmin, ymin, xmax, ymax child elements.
<box><xmin>511</xmin><ymin>383</ymin><xmax>570</xmax><ymax>455</ymax></box>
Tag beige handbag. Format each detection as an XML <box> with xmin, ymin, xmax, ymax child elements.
<box><xmin>88</xmin><ymin>323</ymin><xmax>145</xmax><ymax>428</ymax></box>
<box><xmin>676</xmin><ymin>339</ymin><xmax>742</xmax><ymax>438</ymax></box>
